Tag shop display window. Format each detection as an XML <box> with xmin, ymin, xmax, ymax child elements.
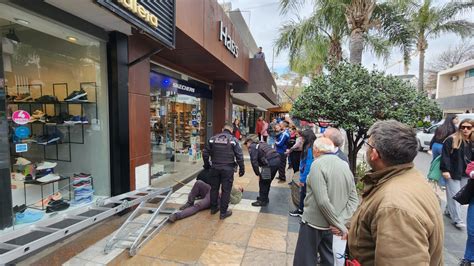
<box><xmin>150</xmin><ymin>71</ymin><xmax>210</xmax><ymax>180</ymax></box>
<box><xmin>0</xmin><ymin>7</ymin><xmax>110</xmax><ymax>230</ymax></box>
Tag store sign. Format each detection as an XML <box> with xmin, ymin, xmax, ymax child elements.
<box><xmin>96</xmin><ymin>0</ymin><xmax>175</xmax><ymax>48</ymax></box>
<box><xmin>219</xmin><ymin>21</ymin><xmax>239</xmax><ymax>58</ymax></box>
<box><xmin>15</xmin><ymin>144</ymin><xmax>28</xmax><ymax>153</ymax></box>
<box><xmin>117</xmin><ymin>0</ymin><xmax>158</xmax><ymax>28</ymax></box>
<box><xmin>15</xmin><ymin>126</ymin><xmax>31</xmax><ymax>139</ymax></box>
<box><xmin>12</xmin><ymin>110</ymin><xmax>30</xmax><ymax>125</ymax></box>
<box><xmin>150</xmin><ymin>72</ymin><xmax>212</xmax><ymax>99</ymax></box>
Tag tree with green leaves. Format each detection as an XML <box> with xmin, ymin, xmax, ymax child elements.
<box><xmin>387</xmin><ymin>0</ymin><xmax>474</xmax><ymax>92</ymax></box>
<box><xmin>291</xmin><ymin>62</ymin><xmax>441</xmax><ymax>172</ymax></box>
<box><xmin>279</xmin><ymin>0</ymin><xmax>397</xmax><ymax>66</ymax></box>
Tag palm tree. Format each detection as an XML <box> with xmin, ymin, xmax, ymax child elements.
<box><xmin>400</xmin><ymin>0</ymin><xmax>474</xmax><ymax>92</ymax></box>
<box><xmin>275</xmin><ymin>3</ymin><xmax>347</xmax><ymax>75</ymax></box>
<box><xmin>280</xmin><ymin>0</ymin><xmax>379</xmax><ymax>65</ymax></box>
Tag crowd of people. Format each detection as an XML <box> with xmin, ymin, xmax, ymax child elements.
<box><xmin>167</xmin><ymin>114</ymin><xmax>474</xmax><ymax>266</ymax></box>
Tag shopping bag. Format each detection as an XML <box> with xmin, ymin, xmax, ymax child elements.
<box><xmin>290</xmin><ymin>171</ymin><xmax>301</xmax><ymax>208</ymax></box>
<box><xmin>427</xmin><ymin>155</ymin><xmax>442</xmax><ymax>182</ymax></box>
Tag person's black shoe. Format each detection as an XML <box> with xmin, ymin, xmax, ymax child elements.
<box><xmin>220</xmin><ymin>210</ymin><xmax>232</xmax><ymax>220</ymax></box>
<box><xmin>278</xmin><ymin>179</ymin><xmax>286</xmax><ymax>183</ymax></box>
<box><xmin>289</xmin><ymin>209</ymin><xmax>303</xmax><ymax>217</ymax></box>
<box><xmin>210</xmin><ymin>208</ymin><xmax>219</xmax><ymax>215</ymax></box>
<box><xmin>251</xmin><ymin>200</ymin><xmax>268</xmax><ymax>207</ymax></box>
<box><xmin>459</xmin><ymin>259</ymin><xmax>472</xmax><ymax>266</ymax></box>
<box><xmin>179</xmin><ymin>202</ymin><xmax>193</xmax><ymax>210</ymax></box>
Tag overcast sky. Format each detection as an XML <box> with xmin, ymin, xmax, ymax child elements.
<box><xmin>222</xmin><ymin>0</ymin><xmax>472</xmax><ymax>76</ymax></box>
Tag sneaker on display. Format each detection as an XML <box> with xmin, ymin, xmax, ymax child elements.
<box><xmin>35</xmin><ymin>95</ymin><xmax>59</xmax><ymax>103</ymax></box>
<box><xmin>65</xmin><ymin>115</ymin><xmax>82</xmax><ymax>125</ymax></box>
<box><xmin>36</xmin><ymin>174</ymin><xmax>61</xmax><ymax>183</ymax></box>
<box><xmin>36</xmin><ymin>161</ymin><xmax>57</xmax><ymax>170</ymax></box>
<box><xmin>81</xmin><ymin>116</ymin><xmax>89</xmax><ymax>124</ymax></box>
<box><xmin>35</xmin><ymin>132</ymin><xmax>62</xmax><ymax>145</ymax></box>
<box><xmin>46</xmin><ymin>199</ymin><xmax>70</xmax><ymax>213</ymax></box>
<box><xmin>15</xmin><ymin>157</ymin><xmax>31</xmax><ymax>166</ymax></box>
<box><xmin>64</xmin><ymin>89</ymin><xmax>88</xmax><ymax>102</ymax></box>
<box><xmin>15</xmin><ymin>209</ymin><xmax>44</xmax><ymax>224</ymax></box>
<box><xmin>15</xmin><ymin>93</ymin><xmax>32</xmax><ymax>102</ymax></box>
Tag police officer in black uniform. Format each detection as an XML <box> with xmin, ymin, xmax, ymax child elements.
<box><xmin>203</xmin><ymin>123</ymin><xmax>245</xmax><ymax>219</ymax></box>
<box><xmin>243</xmin><ymin>138</ymin><xmax>281</xmax><ymax>207</ymax></box>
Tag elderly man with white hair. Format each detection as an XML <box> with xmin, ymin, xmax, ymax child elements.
<box><xmin>293</xmin><ymin>137</ymin><xmax>359</xmax><ymax>266</ymax></box>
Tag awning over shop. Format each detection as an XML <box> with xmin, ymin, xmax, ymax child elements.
<box><xmin>268</xmin><ymin>102</ymin><xmax>292</xmax><ymax>113</ymax></box>
<box><xmin>232</xmin><ymin>58</ymin><xmax>278</xmax><ymax>110</ymax></box>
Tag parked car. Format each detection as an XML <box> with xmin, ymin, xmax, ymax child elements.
<box><xmin>416</xmin><ymin>123</ymin><xmax>440</xmax><ymax>151</ymax></box>
<box><xmin>416</xmin><ymin>113</ymin><xmax>474</xmax><ymax>151</ymax></box>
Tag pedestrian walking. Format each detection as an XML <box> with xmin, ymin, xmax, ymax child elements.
<box><xmin>440</xmin><ymin>119</ymin><xmax>473</xmax><ymax>229</ymax></box>
<box><xmin>275</xmin><ymin>121</ymin><xmax>290</xmax><ymax>183</ymax></box>
<box><xmin>232</xmin><ymin>118</ymin><xmax>242</xmax><ymax>140</ymax></box>
<box><xmin>268</xmin><ymin>118</ymin><xmax>278</xmax><ymax>146</ymax></box>
<box><xmin>256</xmin><ymin>116</ymin><xmax>263</xmax><ymax>141</ymax></box>
<box><xmin>348</xmin><ymin>120</ymin><xmax>444</xmax><ymax>265</ymax></box>
<box><xmin>293</xmin><ymin>137</ymin><xmax>358</xmax><ymax>266</ymax></box>
<box><xmin>289</xmin><ymin>129</ymin><xmax>315</xmax><ymax>217</ymax></box>
<box><xmin>261</xmin><ymin>119</ymin><xmax>269</xmax><ymax>142</ymax></box>
<box><xmin>203</xmin><ymin>123</ymin><xmax>245</xmax><ymax>219</ymax></box>
<box><xmin>243</xmin><ymin>138</ymin><xmax>280</xmax><ymax>207</ymax></box>
<box><xmin>431</xmin><ymin>114</ymin><xmax>458</xmax><ymax>187</ymax></box>
<box><xmin>461</xmin><ymin>161</ymin><xmax>474</xmax><ymax>265</ymax></box>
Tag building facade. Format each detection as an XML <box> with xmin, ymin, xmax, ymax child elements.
<box><xmin>0</xmin><ymin>0</ymin><xmax>276</xmax><ymax>241</ymax></box>
<box><xmin>436</xmin><ymin>59</ymin><xmax>474</xmax><ymax>113</ymax></box>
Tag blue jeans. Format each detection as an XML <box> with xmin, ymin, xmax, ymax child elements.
<box><xmin>465</xmin><ymin>197</ymin><xmax>474</xmax><ymax>261</ymax></box>
<box><xmin>431</xmin><ymin>142</ymin><xmax>446</xmax><ymax>187</ymax></box>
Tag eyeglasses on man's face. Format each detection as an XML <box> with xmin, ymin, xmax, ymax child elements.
<box><xmin>364</xmin><ymin>140</ymin><xmax>375</xmax><ymax>149</ymax></box>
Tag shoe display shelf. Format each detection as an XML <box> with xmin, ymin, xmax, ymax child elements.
<box><xmin>6</xmin><ymin>82</ymin><xmax>98</xmax><ymax>162</ymax></box>
<box><xmin>23</xmin><ymin>175</ymin><xmax>72</xmax><ymax>211</ymax></box>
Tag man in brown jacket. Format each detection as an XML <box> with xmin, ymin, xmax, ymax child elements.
<box><xmin>348</xmin><ymin>120</ymin><xmax>444</xmax><ymax>265</ymax></box>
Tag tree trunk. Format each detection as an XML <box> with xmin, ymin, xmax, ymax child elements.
<box><xmin>328</xmin><ymin>39</ymin><xmax>343</xmax><ymax>67</ymax></box>
<box><xmin>346</xmin><ymin>130</ymin><xmax>357</xmax><ymax>175</ymax></box>
<box><xmin>349</xmin><ymin>28</ymin><xmax>364</xmax><ymax>64</ymax></box>
<box><xmin>418</xmin><ymin>48</ymin><xmax>426</xmax><ymax>92</ymax></box>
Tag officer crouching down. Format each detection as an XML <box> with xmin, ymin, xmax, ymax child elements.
<box><xmin>243</xmin><ymin>138</ymin><xmax>280</xmax><ymax>207</ymax></box>
<box><xmin>203</xmin><ymin>123</ymin><xmax>245</xmax><ymax>219</ymax></box>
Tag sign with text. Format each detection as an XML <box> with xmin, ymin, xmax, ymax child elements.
<box><xmin>219</xmin><ymin>21</ymin><xmax>239</xmax><ymax>58</ymax></box>
<box><xmin>96</xmin><ymin>0</ymin><xmax>175</xmax><ymax>48</ymax></box>
<box><xmin>12</xmin><ymin>110</ymin><xmax>30</xmax><ymax>125</ymax></box>
<box><xmin>150</xmin><ymin>72</ymin><xmax>212</xmax><ymax>99</ymax></box>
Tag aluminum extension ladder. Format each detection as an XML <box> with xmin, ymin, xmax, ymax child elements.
<box><xmin>0</xmin><ymin>186</ymin><xmax>172</xmax><ymax>265</ymax></box>
<box><xmin>104</xmin><ymin>187</ymin><xmax>173</xmax><ymax>256</ymax></box>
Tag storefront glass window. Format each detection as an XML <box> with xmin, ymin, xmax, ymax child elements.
<box><xmin>150</xmin><ymin>71</ymin><xmax>210</xmax><ymax>180</ymax></box>
<box><xmin>1</xmin><ymin>5</ymin><xmax>110</xmax><ymax>230</ymax></box>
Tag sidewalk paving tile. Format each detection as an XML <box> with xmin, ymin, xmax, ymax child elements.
<box><xmin>138</xmin><ymin>233</ymin><xmax>176</xmax><ymax>258</ymax></box>
<box><xmin>248</xmin><ymin>227</ymin><xmax>287</xmax><ymax>252</ymax></box>
<box><xmin>212</xmin><ymin>223</ymin><xmax>254</xmax><ymax>246</ymax></box>
<box><xmin>198</xmin><ymin>242</ymin><xmax>246</xmax><ymax>265</ymax></box>
<box><xmin>158</xmin><ymin>236</ymin><xmax>209</xmax><ymax>264</ymax></box>
<box><xmin>233</xmin><ymin>199</ymin><xmax>261</xmax><ymax>212</ymax></box>
<box><xmin>223</xmin><ymin>210</ymin><xmax>259</xmax><ymax>226</ymax></box>
<box><xmin>286</xmin><ymin>232</ymin><xmax>298</xmax><ymax>254</ymax></box>
<box><xmin>241</xmin><ymin>247</ymin><xmax>288</xmax><ymax>266</ymax></box>
<box><xmin>255</xmin><ymin>213</ymin><xmax>289</xmax><ymax>232</ymax></box>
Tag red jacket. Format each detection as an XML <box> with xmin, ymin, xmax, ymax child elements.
<box><xmin>256</xmin><ymin>120</ymin><xmax>263</xmax><ymax>134</ymax></box>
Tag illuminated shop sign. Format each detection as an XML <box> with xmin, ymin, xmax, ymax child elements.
<box><xmin>150</xmin><ymin>72</ymin><xmax>212</xmax><ymax>99</ymax></box>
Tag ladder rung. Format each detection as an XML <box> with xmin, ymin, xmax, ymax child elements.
<box><xmin>33</xmin><ymin>226</ymin><xmax>59</xmax><ymax>233</ymax></box>
<box><xmin>139</xmin><ymin>207</ymin><xmax>157</xmax><ymax>211</ymax></box>
<box><xmin>128</xmin><ymin>221</ymin><xmax>147</xmax><ymax>225</ymax></box>
<box><xmin>114</xmin><ymin>238</ymin><xmax>135</xmax><ymax>242</ymax></box>
<box><xmin>67</xmin><ymin>215</ymin><xmax>89</xmax><ymax>220</ymax></box>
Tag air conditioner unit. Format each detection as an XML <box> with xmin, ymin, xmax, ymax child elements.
<box><xmin>450</xmin><ymin>75</ymin><xmax>459</xmax><ymax>81</ymax></box>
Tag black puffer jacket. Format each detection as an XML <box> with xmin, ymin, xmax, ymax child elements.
<box><xmin>440</xmin><ymin>136</ymin><xmax>473</xmax><ymax>180</ymax></box>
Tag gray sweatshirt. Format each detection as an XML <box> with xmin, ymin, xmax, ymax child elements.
<box><xmin>302</xmin><ymin>154</ymin><xmax>359</xmax><ymax>233</ymax></box>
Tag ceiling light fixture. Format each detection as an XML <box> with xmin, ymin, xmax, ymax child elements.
<box><xmin>67</xmin><ymin>36</ymin><xmax>78</xmax><ymax>42</ymax></box>
<box><xmin>14</xmin><ymin>18</ymin><xmax>30</xmax><ymax>25</ymax></box>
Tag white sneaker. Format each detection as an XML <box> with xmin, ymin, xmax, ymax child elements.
<box><xmin>454</xmin><ymin>222</ymin><xmax>466</xmax><ymax>229</ymax></box>
<box><xmin>36</xmin><ymin>161</ymin><xmax>58</xmax><ymax>170</ymax></box>
<box><xmin>36</xmin><ymin>174</ymin><xmax>61</xmax><ymax>183</ymax></box>
<box><xmin>15</xmin><ymin>157</ymin><xmax>31</xmax><ymax>166</ymax></box>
